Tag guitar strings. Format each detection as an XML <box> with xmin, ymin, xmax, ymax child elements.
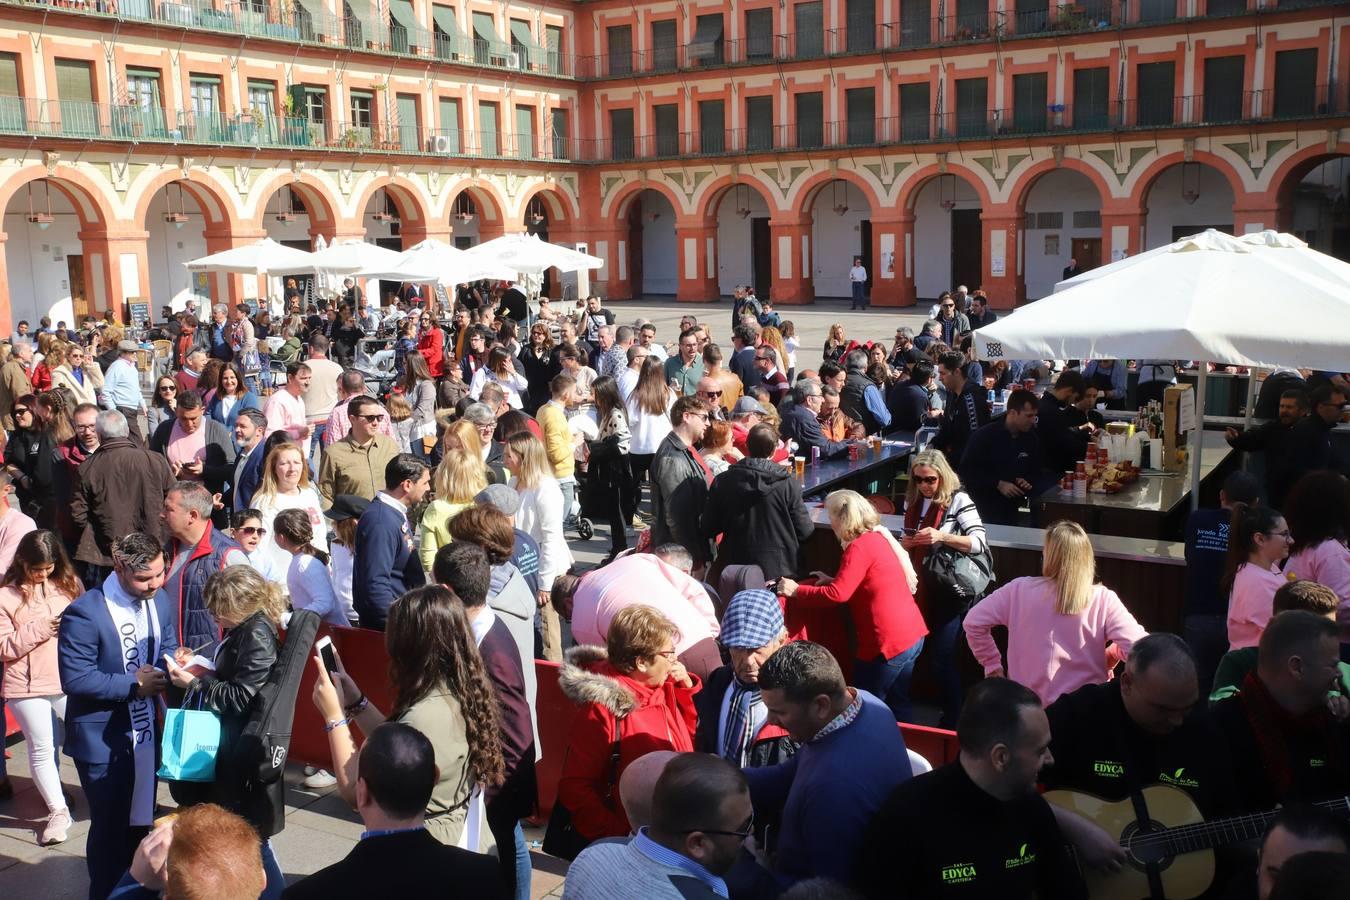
<box><xmin>1119</xmin><ymin>799</ymin><xmax>1349</xmax><ymax>854</ymax></box>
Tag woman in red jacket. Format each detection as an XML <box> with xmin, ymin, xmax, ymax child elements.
<box><xmin>556</xmin><ymin>603</ymin><xmax>699</xmax><ymax>842</ymax></box>
<box><xmin>779</xmin><ymin>489</ymin><xmax>926</xmax><ymax>722</ymax></box>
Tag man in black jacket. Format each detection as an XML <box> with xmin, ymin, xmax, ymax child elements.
<box><xmin>933</xmin><ymin>352</ymin><xmax>989</xmax><ymax>466</ymax></box>
<box><xmin>888</xmin><ymin>360</ymin><xmax>941</xmax><ymax>433</ymax></box>
<box><xmin>651</xmin><ymin>396</ymin><xmax>715</xmax><ymax>571</ymax></box>
<box><xmin>960</xmin><ymin>390</ymin><xmax>1049</xmax><ymax>525</ymax></box>
<box><xmin>1225</xmin><ymin>389</ymin><xmax>1306</xmax><ymax>506</ymax></box>
<box><xmin>702</xmin><ymin>424</ymin><xmax>813</xmax><ymax>581</ymax></box>
<box><xmin>282</xmin><ymin>723</ymin><xmax>506</xmax><ymax>899</ymax></box>
<box><xmin>1035</xmin><ymin>370</ymin><xmax>1089</xmax><ymax>475</ymax></box>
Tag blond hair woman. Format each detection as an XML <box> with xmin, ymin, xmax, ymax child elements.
<box><xmin>418</xmin><ymin>449</ymin><xmax>489</xmax><ymax>571</ymax></box>
<box><xmin>504</xmin><ymin>432</ymin><xmax>573</xmax><ymax>661</ymax></box>
<box><xmin>778</xmin><ymin>490</ymin><xmax>925</xmax><ymax>720</ymax></box>
<box><xmin>250</xmin><ymin>441</ymin><xmax>326</xmax><ymax>579</ymax></box>
<box><xmin>900</xmin><ymin>448</ymin><xmax>988</xmax><ymax>725</ymax></box>
<box><xmin>50</xmin><ymin>342</ymin><xmax>102</xmax><ymax>407</ymax></box>
<box><xmin>963</xmin><ymin>520</ymin><xmax>1146</xmax><ymax>705</ymax></box>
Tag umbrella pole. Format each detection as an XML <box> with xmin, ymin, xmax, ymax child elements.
<box><xmin>1244</xmin><ymin>367</ymin><xmax>1260</xmax><ymax>427</ymax></box>
<box><xmin>1191</xmin><ymin>364</ymin><xmax>1208</xmax><ymax>512</ymax></box>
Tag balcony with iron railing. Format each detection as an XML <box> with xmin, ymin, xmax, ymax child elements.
<box><xmin>0</xmin><ymin>85</ymin><xmax>1340</xmax><ymax>161</ymax></box>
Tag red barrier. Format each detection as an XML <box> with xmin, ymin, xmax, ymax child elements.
<box><xmin>285</xmin><ymin>630</ymin><xmax>960</xmax><ymax>819</ymax></box>
<box><xmin>5</xmin><ymin>705</ymin><xmax>17</xmax><ymax>737</ymax></box>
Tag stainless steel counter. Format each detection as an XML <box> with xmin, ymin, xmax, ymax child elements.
<box><xmin>798</xmin><ymin>433</ymin><xmax>914</xmax><ymax>497</ymax></box>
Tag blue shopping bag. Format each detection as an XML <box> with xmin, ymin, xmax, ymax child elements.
<box><xmin>157</xmin><ymin>695</ymin><xmax>222</xmax><ymax>783</ymax></box>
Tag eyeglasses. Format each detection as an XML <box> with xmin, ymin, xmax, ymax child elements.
<box><xmin>1265</xmin><ymin>530</ymin><xmax>1293</xmax><ymax>540</ymax></box>
<box><xmin>688</xmin><ymin>412</ymin><xmax>711</xmax><ymax>422</ymax></box>
<box><xmin>654</xmin><ymin>649</ymin><xmax>678</xmax><ymax>660</ymax></box>
<box><xmin>237</xmin><ymin>526</ymin><xmax>267</xmax><ymax>536</ymax></box>
<box><xmin>941</xmin><ymin>304</ymin><xmax>955</xmax><ymax>309</ymax></box>
<box><xmin>913</xmin><ymin>475</ymin><xmax>940</xmax><ymax>485</ymax></box>
<box><xmin>13</xmin><ymin>407</ymin><xmax>31</xmax><ymax>416</ymax></box>
<box><xmin>352</xmin><ymin>413</ymin><xmax>383</xmax><ymax>422</ymax></box>
<box><xmin>701</xmin><ymin>390</ymin><xmax>723</xmax><ymax>398</ymax></box>
<box><xmin>681</xmin><ymin>814</ymin><xmax>755</xmax><ymax>840</ymax></box>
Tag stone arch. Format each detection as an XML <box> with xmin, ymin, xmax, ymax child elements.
<box><xmin>442</xmin><ymin>178</ymin><xmax>508</xmax><ymax>225</ymax></box>
<box><xmin>518</xmin><ymin>182</ymin><xmax>578</xmax><ymax>225</ymax></box>
<box><xmin>0</xmin><ymin>165</ymin><xmax>115</xmax><ymax>230</ymax></box>
<box><xmin>247</xmin><ymin>172</ymin><xmax>340</xmax><ymax>233</ymax></box>
<box><xmin>131</xmin><ymin>169</ymin><xmax>238</xmax><ymax>231</ymax></box>
<box><xmin>1125</xmin><ymin>150</ymin><xmax>1247</xmax><ymax>210</ymax></box>
<box><xmin>1266</xmin><ymin>143</ymin><xmax>1350</xmax><ymax>221</ymax></box>
<box><xmin>897</xmin><ymin>164</ymin><xmax>994</xmax><ymax>212</ymax></box>
<box><xmin>693</xmin><ymin>174</ymin><xmax>780</xmax><ymax>224</ymax></box>
<box><xmin>793</xmin><ymin>169</ymin><xmax>883</xmax><ymax>216</ymax></box>
<box><xmin>352</xmin><ymin>176</ymin><xmax>431</xmax><ymax>227</ymax></box>
<box><xmin>1007</xmin><ymin>158</ymin><xmax>1113</xmax><ymax>213</ymax></box>
<box><xmin>608</xmin><ymin>179</ymin><xmax>685</xmax><ymax>223</ymax></box>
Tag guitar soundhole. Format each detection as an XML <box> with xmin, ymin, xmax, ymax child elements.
<box><xmin>1121</xmin><ymin>820</ymin><xmax>1174</xmax><ymax>870</ymax></box>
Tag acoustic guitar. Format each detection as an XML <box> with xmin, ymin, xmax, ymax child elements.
<box><xmin>1044</xmin><ymin>784</ymin><xmax>1350</xmax><ymax>900</ymax></box>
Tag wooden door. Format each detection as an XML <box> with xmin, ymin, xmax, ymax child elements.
<box><xmin>951</xmin><ymin>209</ymin><xmax>982</xmax><ymax>290</ymax></box>
<box><xmin>67</xmin><ymin>254</ymin><xmax>89</xmax><ymax>321</ymax></box>
<box><xmin>1071</xmin><ymin>238</ymin><xmax>1101</xmax><ymax>272</ymax></box>
<box><xmin>627</xmin><ymin>199</ymin><xmax>644</xmax><ymax>297</ymax></box>
<box><xmin>859</xmin><ymin>219</ymin><xmax>873</xmax><ymax>291</ymax></box>
<box><xmin>751</xmin><ymin>217</ymin><xmax>771</xmax><ymax>297</ymax></box>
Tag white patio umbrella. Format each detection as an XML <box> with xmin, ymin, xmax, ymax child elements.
<box><xmin>185</xmin><ymin>238</ymin><xmax>316</xmax><ymax>275</ymax></box>
<box><xmin>972</xmin><ymin>229</ymin><xmax>1350</xmax><ymax>508</ymax></box>
<box><xmin>359</xmin><ymin>238</ymin><xmax>515</xmax><ymax>286</ymax></box>
<box><xmin>464</xmin><ymin>232</ymin><xmax>603</xmax><ymax>275</ymax></box>
<box><xmin>309</xmin><ymin>239</ymin><xmax>406</xmax><ymax>275</ymax></box>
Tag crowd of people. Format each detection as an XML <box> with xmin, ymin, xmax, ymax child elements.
<box><xmin>0</xmin><ymin>286</ymin><xmax>1345</xmax><ymax>900</ymax></box>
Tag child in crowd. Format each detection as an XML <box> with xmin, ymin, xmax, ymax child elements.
<box><xmin>272</xmin><ymin>508</ymin><xmax>345</xmax><ymax>626</ymax></box>
<box><xmin>323</xmin><ymin>495</ymin><xmax>367</xmax><ymax>626</ymax></box>
<box><xmin>386</xmin><ymin>393</ymin><xmax>415</xmax><ymax>453</ymax></box>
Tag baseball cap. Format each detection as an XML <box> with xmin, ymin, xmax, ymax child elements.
<box><xmin>732</xmin><ymin>397</ymin><xmax>769</xmax><ymax>418</ymax></box>
<box><xmin>324</xmin><ymin>494</ymin><xmax>370</xmax><ymax>522</ymax></box>
<box><xmin>474</xmin><ymin>483</ymin><xmax>520</xmax><ymax>517</ymax></box>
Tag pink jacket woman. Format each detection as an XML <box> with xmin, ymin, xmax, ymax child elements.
<box><xmin>0</xmin><ymin>583</ymin><xmax>71</xmax><ymax>698</ymax></box>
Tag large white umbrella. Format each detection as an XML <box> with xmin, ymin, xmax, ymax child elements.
<box><xmin>972</xmin><ymin>229</ymin><xmax>1350</xmax><ymax>508</ymax></box>
<box><xmin>360</xmin><ymin>238</ymin><xmax>514</xmax><ymax>286</ymax></box>
<box><xmin>185</xmin><ymin>238</ymin><xmax>316</xmax><ymax>275</ymax></box>
<box><xmin>310</xmin><ymin>239</ymin><xmax>406</xmax><ymax>275</ymax></box>
<box><xmin>464</xmin><ymin>233</ymin><xmax>603</xmax><ymax>275</ymax></box>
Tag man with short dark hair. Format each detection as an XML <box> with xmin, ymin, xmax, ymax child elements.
<box><xmin>932</xmin><ymin>352</ymin><xmax>988</xmax><ymax>465</ymax></box>
<box><xmin>702</xmin><ymin>424</ymin><xmax>812</xmax><ymax>580</ymax></box>
<box><xmin>959</xmin><ymin>390</ymin><xmax>1048</xmax><ymax>525</ymax></box>
<box><xmin>353</xmin><ymin>454</ymin><xmax>431</xmax><ymax>629</ymax></box>
<box><xmin>160</xmin><ymin>480</ymin><xmax>249</xmax><ymax>648</ymax></box>
<box><xmin>858</xmin><ymin>678</ymin><xmax>1086</xmax><ymax>900</ymax></box>
<box><xmin>564</xmin><ymin>753</ymin><xmax>753</xmax><ymax>900</ymax></box>
<box><xmin>264</xmin><ymin>361</ymin><xmax>313</xmax><ymax>455</ymax></box>
<box><xmin>650</xmin><ymin>396</ymin><xmax>715</xmax><ymax>570</ymax></box>
<box><xmin>433</xmin><ymin>542</ymin><xmax>536</xmax><ymax>899</ymax></box>
<box><xmin>755</xmin><ymin>347</ymin><xmax>790</xmax><ymax>407</ymax></box>
<box><xmin>730</xmin><ymin>324</ymin><xmax>762</xmax><ymax>391</ymax></box>
<box><xmin>230</xmin><ymin>408</ymin><xmax>268</xmax><ymax>512</ymax></box>
<box><xmin>149</xmin><ymin>391</ymin><xmax>236</xmax><ymax>509</ymax></box>
<box><xmin>663</xmin><ymin>328</ymin><xmax>706</xmax><ymax>397</ymax></box>
<box><xmin>317</xmin><ymin>395</ymin><xmax>400</xmax><ymax>507</ymax></box>
<box><xmin>1036</xmin><ymin>369</ymin><xmax>1090</xmax><ymax>474</ymax></box>
<box><xmin>1212</xmin><ymin>610</ymin><xmax>1350</xmax><ymax>813</ymax></box>
<box><xmin>282</xmin><ymin>723</ymin><xmax>506</xmax><ymax>898</ymax></box>
<box><xmin>1257</xmin><ymin>805</ymin><xmax>1350</xmax><ymax>900</ymax></box>
<box><xmin>59</xmin><ymin>533</ymin><xmax>179</xmax><ymax>899</ymax></box>
<box><xmin>967</xmin><ymin>293</ymin><xmax>998</xmax><ymax>330</ymax></box>
<box><xmin>1225</xmin><ymin>389</ymin><xmax>1308</xmax><ymax>507</ymax></box>
<box><xmin>747</xmin><ymin>642</ymin><xmax>911</xmax><ymax>887</ymax></box>
<box><xmin>781</xmin><ymin>380</ymin><xmax>849</xmax><ymax>460</ymax></box>
<box><xmin>888</xmin><ymin>359</ymin><xmax>941</xmax><ymax>432</ymax></box>
<box><xmin>936</xmin><ymin>293</ymin><xmax>972</xmax><ymax>345</ymax></box>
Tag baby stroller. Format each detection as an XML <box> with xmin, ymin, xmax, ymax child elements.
<box><xmin>567</xmin><ymin>415</ymin><xmax>598</xmax><ymax>541</ymax></box>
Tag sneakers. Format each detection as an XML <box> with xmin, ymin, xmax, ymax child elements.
<box><xmin>40</xmin><ymin>808</ymin><xmax>71</xmax><ymax>845</ymax></box>
<box><xmin>303</xmin><ymin>768</ymin><xmax>337</xmax><ymax>789</ymax></box>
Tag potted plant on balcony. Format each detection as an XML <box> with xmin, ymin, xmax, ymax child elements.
<box><xmin>1055</xmin><ymin>4</ymin><xmax>1090</xmax><ymax>30</ymax></box>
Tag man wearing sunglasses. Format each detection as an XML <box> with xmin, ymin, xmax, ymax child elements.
<box><xmin>0</xmin><ymin>340</ymin><xmax>34</xmax><ymax>431</ymax></box>
<box><xmin>565</xmin><ymin>753</ymin><xmax>753</xmax><ymax>900</ymax></box>
<box><xmin>317</xmin><ymin>395</ymin><xmax>400</xmax><ymax>508</ymax></box>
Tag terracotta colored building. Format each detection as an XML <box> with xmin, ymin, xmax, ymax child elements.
<box><xmin>0</xmin><ymin>0</ymin><xmax>1347</xmax><ymax>329</ymax></box>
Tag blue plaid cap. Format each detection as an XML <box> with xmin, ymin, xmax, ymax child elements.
<box><xmin>720</xmin><ymin>589</ymin><xmax>784</xmax><ymax>649</ymax></box>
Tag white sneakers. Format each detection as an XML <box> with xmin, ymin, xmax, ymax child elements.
<box><xmin>40</xmin><ymin>808</ymin><xmax>71</xmax><ymax>845</ymax></box>
<box><xmin>302</xmin><ymin>768</ymin><xmax>337</xmax><ymax>789</ymax></box>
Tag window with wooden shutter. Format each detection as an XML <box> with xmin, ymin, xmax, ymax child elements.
<box><xmin>846</xmin><ymin>0</ymin><xmax>875</xmax><ymax>52</ymax></box>
<box><xmin>795</xmin><ymin>91</ymin><xmax>823</xmax><ymax>148</ymax></box>
<box><xmin>609</xmin><ymin>107</ymin><xmax>634</xmax><ymax>159</ymax></box>
<box><xmin>432</xmin><ymin>6</ymin><xmax>466</xmax><ymax>60</ymax></box>
<box><xmin>699</xmin><ymin>99</ymin><xmax>725</xmax><ymax>154</ymax></box>
<box><xmin>1136</xmin><ymin>62</ymin><xmax>1175</xmax><ymax>125</ymax></box>
<box><xmin>900</xmin><ymin>0</ymin><xmax>930</xmax><ymax>47</ymax></box>
<box><xmin>899</xmin><ymin>82</ymin><xmax>930</xmax><ymax>140</ymax></box>
<box><xmin>515</xmin><ymin>104</ymin><xmax>535</xmax><ymax>158</ymax></box>
<box><xmin>607</xmin><ymin>25</ymin><xmax>633</xmax><ymax>75</ymax></box>
<box><xmin>794</xmin><ymin>2</ymin><xmax>823</xmax><ymax>58</ymax></box>
<box><xmin>54</xmin><ymin>58</ymin><xmax>96</xmax><ymax>136</ymax></box>
<box><xmin>651</xmin><ymin>20</ymin><xmax>677</xmax><ymax>71</ymax></box>
<box><xmin>438</xmin><ymin>96</ymin><xmax>461</xmax><ymax>152</ymax></box>
<box><xmin>746</xmin><ymin>95</ymin><xmax>773</xmax><ymax>150</ymax></box>
<box><xmin>689</xmin><ymin>15</ymin><xmax>724</xmax><ymax>64</ymax></box>
<box><xmin>745</xmin><ymin>8</ymin><xmax>774</xmax><ymax>60</ymax></box>
<box><xmin>1274</xmin><ymin>49</ymin><xmax>1317</xmax><ymax>118</ymax></box>
<box><xmin>846</xmin><ymin>87</ymin><xmax>875</xmax><ymax>144</ymax></box>
<box><xmin>1011</xmin><ymin>72</ymin><xmax>1047</xmax><ymax>133</ymax></box>
<box><xmin>1073</xmin><ymin>67</ymin><xmax>1109</xmax><ymax>129</ymax></box>
<box><xmin>1202</xmin><ymin>56</ymin><xmax>1244</xmax><ymax>122</ymax></box>
<box><xmin>653</xmin><ymin>103</ymin><xmax>678</xmax><ymax>156</ymax></box>
<box><xmin>395</xmin><ymin>93</ymin><xmax>419</xmax><ymax>150</ymax></box>
<box><xmin>479</xmin><ymin>101</ymin><xmax>499</xmax><ymax>155</ymax></box>
<box><xmin>550</xmin><ymin>107</ymin><xmax>568</xmax><ymax>158</ymax></box>
<box><xmin>1</xmin><ymin>53</ymin><xmax>24</xmax><ymax>132</ymax></box>
<box><xmin>954</xmin><ymin>76</ymin><xmax>987</xmax><ymax>136</ymax></box>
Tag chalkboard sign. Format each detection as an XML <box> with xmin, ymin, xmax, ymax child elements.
<box><xmin>127</xmin><ymin>299</ymin><xmax>150</xmax><ymax>327</ymax></box>
<box><xmin>434</xmin><ymin>282</ymin><xmax>450</xmax><ymax>307</ymax></box>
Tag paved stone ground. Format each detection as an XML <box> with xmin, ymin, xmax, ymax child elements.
<box><xmin>0</xmin><ymin>296</ymin><xmax>936</xmax><ymax>897</ymax></box>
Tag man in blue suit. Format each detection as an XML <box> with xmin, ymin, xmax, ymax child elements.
<box><xmin>353</xmin><ymin>454</ymin><xmax>431</xmax><ymax>630</ymax></box>
<box><xmin>59</xmin><ymin>532</ymin><xmax>179</xmax><ymax>900</ymax></box>
<box><xmin>230</xmin><ymin>408</ymin><xmax>267</xmax><ymax>512</ymax></box>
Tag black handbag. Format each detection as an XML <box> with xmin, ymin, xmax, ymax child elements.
<box><xmin>922</xmin><ymin>542</ymin><xmax>996</xmax><ymax>615</ymax></box>
<box><xmin>542</xmin><ymin>715</ymin><xmax>622</xmax><ymax>860</ymax></box>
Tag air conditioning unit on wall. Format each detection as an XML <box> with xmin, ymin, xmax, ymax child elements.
<box><xmin>505</xmin><ymin>51</ymin><xmax>521</xmax><ymax>69</ymax></box>
<box><xmin>428</xmin><ymin>133</ymin><xmax>453</xmax><ymax>153</ymax></box>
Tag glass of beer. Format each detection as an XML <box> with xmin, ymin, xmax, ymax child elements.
<box><xmin>871</xmin><ymin>435</ymin><xmax>883</xmax><ymax>455</ymax></box>
<box><xmin>793</xmin><ymin>456</ymin><xmax>805</xmax><ymax>478</ymax></box>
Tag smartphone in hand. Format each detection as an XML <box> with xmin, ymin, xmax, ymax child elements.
<box><xmin>316</xmin><ymin>636</ymin><xmax>340</xmax><ymax>678</ymax></box>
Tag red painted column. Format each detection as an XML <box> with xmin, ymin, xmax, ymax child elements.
<box><xmin>1100</xmin><ymin>205</ymin><xmax>1147</xmax><ymax>262</ymax></box>
<box><xmin>1232</xmin><ymin>202</ymin><xmax>1287</xmax><ymax>235</ymax></box>
<box><xmin>0</xmin><ymin>230</ymin><xmax>11</xmax><ymax>336</ymax></box>
<box><xmin>977</xmin><ymin>209</ymin><xmax>1024</xmax><ymax>310</ymax></box>
<box><xmin>561</xmin><ymin>223</ymin><xmax>630</xmax><ymax>300</ymax></box>
<box><xmin>768</xmin><ymin>215</ymin><xmax>814</xmax><ymax>305</ymax></box>
<box><xmin>78</xmin><ymin>228</ymin><xmax>152</xmax><ymax>321</ymax></box>
<box><xmin>675</xmin><ymin>218</ymin><xmax>719</xmax><ymax>303</ymax></box>
<box><xmin>869</xmin><ymin>212</ymin><xmax>917</xmax><ymax>307</ymax></box>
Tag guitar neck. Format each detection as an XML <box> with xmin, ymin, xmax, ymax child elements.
<box><xmin>1154</xmin><ymin>797</ymin><xmax>1350</xmax><ymax>855</ymax></box>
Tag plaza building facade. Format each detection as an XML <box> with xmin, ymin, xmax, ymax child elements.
<box><xmin>0</xmin><ymin>0</ymin><xmax>1348</xmax><ymax>330</ymax></box>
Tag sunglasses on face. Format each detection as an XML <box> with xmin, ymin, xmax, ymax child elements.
<box><xmin>702</xmin><ymin>390</ymin><xmax>723</xmax><ymax>398</ymax></box>
<box><xmin>914</xmin><ymin>475</ymin><xmax>940</xmax><ymax>485</ymax></box>
<box><xmin>352</xmin><ymin>413</ymin><xmax>383</xmax><ymax>422</ymax></box>
<box><xmin>237</xmin><ymin>526</ymin><xmax>267</xmax><ymax>536</ymax></box>
<box><xmin>13</xmin><ymin>407</ymin><xmax>31</xmax><ymax>416</ymax></box>
<box><xmin>160</xmin><ymin>385</ymin><xmax>176</xmax><ymax>392</ymax></box>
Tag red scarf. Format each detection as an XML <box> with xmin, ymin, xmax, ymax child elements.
<box><xmin>903</xmin><ymin>498</ymin><xmax>945</xmax><ymax>614</ymax></box>
<box><xmin>1239</xmin><ymin>670</ymin><xmax>1346</xmax><ymax>801</ymax></box>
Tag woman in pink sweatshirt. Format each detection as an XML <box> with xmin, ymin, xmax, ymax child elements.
<box><xmin>0</xmin><ymin>530</ymin><xmax>81</xmax><ymax>845</ymax></box>
<box><xmin>1282</xmin><ymin>472</ymin><xmax>1350</xmax><ymax>642</ymax></box>
<box><xmin>1223</xmin><ymin>503</ymin><xmax>1293</xmax><ymax>650</ymax></box>
<box><xmin>963</xmin><ymin>520</ymin><xmax>1146</xmax><ymax>705</ymax></box>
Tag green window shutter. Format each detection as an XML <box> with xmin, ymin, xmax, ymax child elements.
<box><xmin>515</xmin><ymin>104</ymin><xmax>534</xmax><ymax>158</ymax></box>
<box><xmin>55</xmin><ymin>59</ymin><xmax>94</xmax><ymax>102</ymax></box>
<box><xmin>0</xmin><ymin>53</ymin><xmax>20</xmax><ymax>97</ymax></box>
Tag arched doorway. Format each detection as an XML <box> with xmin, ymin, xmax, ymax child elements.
<box><xmin>712</xmin><ymin>183</ymin><xmax>772</xmax><ymax>298</ymax></box>
<box><xmin>807</xmin><ymin>179</ymin><xmax>872</xmax><ymax>300</ymax></box>
<box><xmin>3</xmin><ymin>178</ymin><xmax>97</xmax><ymax>326</ymax></box>
<box><xmin>910</xmin><ymin>173</ymin><xmax>983</xmax><ymax>301</ymax></box>
<box><xmin>1020</xmin><ymin>169</ymin><xmax>1105</xmax><ymax>298</ymax></box>
<box><xmin>622</xmin><ymin>189</ymin><xmax>677</xmax><ymax>297</ymax></box>
<box><xmin>145</xmin><ymin>183</ymin><xmax>211</xmax><ymax>313</ymax></box>
<box><xmin>1283</xmin><ymin>156</ymin><xmax>1350</xmax><ymax>262</ymax></box>
<box><xmin>1143</xmin><ymin>163</ymin><xmax>1235</xmax><ymax>249</ymax></box>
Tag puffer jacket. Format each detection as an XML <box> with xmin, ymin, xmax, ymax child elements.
<box><xmin>0</xmin><ymin>583</ymin><xmax>74</xmax><ymax>698</ymax></box>
<box><xmin>163</xmin><ymin>524</ymin><xmax>243</xmax><ymax>649</ymax></box>
<box><xmin>70</xmin><ymin>438</ymin><xmax>175</xmax><ymax>567</ymax></box>
<box><xmin>701</xmin><ymin>457</ymin><xmax>813</xmax><ymax>580</ymax></box>
<box><xmin>556</xmin><ymin>645</ymin><xmax>700</xmax><ymax>841</ymax></box>
<box><xmin>170</xmin><ymin>611</ymin><xmax>284</xmax><ymax>836</ymax></box>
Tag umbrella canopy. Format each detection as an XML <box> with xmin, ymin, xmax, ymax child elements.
<box><xmin>973</xmin><ymin>230</ymin><xmax>1350</xmax><ymax>371</ymax></box>
<box><xmin>464</xmin><ymin>233</ymin><xmax>603</xmax><ymax>275</ymax></box>
<box><xmin>310</xmin><ymin>239</ymin><xmax>405</xmax><ymax>275</ymax></box>
<box><xmin>185</xmin><ymin>238</ymin><xmax>316</xmax><ymax>276</ymax></box>
<box><xmin>359</xmin><ymin>239</ymin><xmax>515</xmax><ymax>285</ymax></box>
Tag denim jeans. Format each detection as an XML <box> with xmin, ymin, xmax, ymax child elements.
<box><xmin>511</xmin><ymin>822</ymin><xmax>532</xmax><ymax>900</ymax></box>
<box><xmin>260</xmin><ymin>840</ymin><xmax>284</xmax><ymax>900</ymax></box>
<box><xmin>559</xmin><ymin>477</ymin><xmax>577</xmax><ymax>528</ymax></box>
<box><xmin>854</xmin><ymin>637</ymin><xmax>925</xmax><ymax>722</ymax></box>
<box><xmin>1183</xmin><ymin>613</ymin><xmax>1228</xmax><ymax>693</ymax></box>
<box><xmin>927</xmin><ymin>615</ymin><xmax>966</xmax><ymax>728</ymax></box>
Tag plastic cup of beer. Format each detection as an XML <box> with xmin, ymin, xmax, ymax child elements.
<box><xmin>793</xmin><ymin>456</ymin><xmax>805</xmax><ymax>478</ymax></box>
<box><xmin>871</xmin><ymin>435</ymin><xmax>883</xmax><ymax>455</ymax></box>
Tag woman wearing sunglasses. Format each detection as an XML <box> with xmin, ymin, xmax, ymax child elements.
<box><xmin>900</xmin><ymin>448</ymin><xmax>988</xmax><ymax>727</ymax></box>
<box><xmin>232</xmin><ymin>508</ymin><xmax>285</xmax><ymax>586</ymax></box>
<box><xmin>147</xmin><ymin>376</ymin><xmax>179</xmax><ymax>435</ymax></box>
